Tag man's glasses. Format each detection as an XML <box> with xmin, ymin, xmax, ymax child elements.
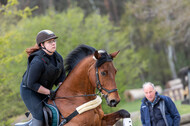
<box><xmin>47</xmin><ymin>39</ymin><xmax>56</xmax><ymax>44</ymax></box>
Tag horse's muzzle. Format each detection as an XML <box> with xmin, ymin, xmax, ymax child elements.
<box><xmin>106</xmin><ymin>98</ymin><xmax>120</xmax><ymax>107</ymax></box>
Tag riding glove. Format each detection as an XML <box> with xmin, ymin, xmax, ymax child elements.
<box><xmin>49</xmin><ymin>90</ymin><xmax>56</xmax><ymax>100</ymax></box>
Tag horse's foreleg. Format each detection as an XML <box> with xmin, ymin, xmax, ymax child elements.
<box><xmin>101</xmin><ymin>109</ymin><xmax>130</xmax><ymax>126</ymax></box>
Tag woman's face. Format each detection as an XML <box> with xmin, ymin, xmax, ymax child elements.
<box><xmin>43</xmin><ymin>39</ymin><xmax>57</xmax><ymax>53</ymax></box>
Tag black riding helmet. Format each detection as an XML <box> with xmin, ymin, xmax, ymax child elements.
<box><xmin>36</xmin><ymin>30</ymin><xmax>58</xmax><ymax>46</ymax></box>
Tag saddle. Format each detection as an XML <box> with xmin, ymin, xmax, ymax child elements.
<box><xmin>43</xmin><ymin>103</ymin><xmax>60</xmax><ymax>126</ymax></box>
<box><xmin>14</xmin><ymin>103</ymin><xmax>60</xmax><ymax>126</ymax></box>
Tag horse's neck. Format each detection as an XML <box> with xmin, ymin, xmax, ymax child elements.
<box><xmin>57</xmin><ymin>58</ymin><xmax>96</xmax><ymax>97</ymax></box>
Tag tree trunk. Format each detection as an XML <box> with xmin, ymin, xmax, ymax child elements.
<box><xmin>48</xmin><ymin>0</ymin><xmax>54</xmax><ymax>11</ymax></box>
<box><xmin>167</xmin><ymin>45</ymin><xmax>177</xmax><ymax>79</ymax></box>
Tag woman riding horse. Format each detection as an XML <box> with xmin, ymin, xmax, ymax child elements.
<box><xmin>20</xmin><ymin>30</ymin><xmax>66</xmax><ymax>126</ymax></box>
<box><xmin>48</xmin><ymin>45</ymin><xmax>130</xmax><ymax>126</ymax></box>
<box><xmin>16</xmin><ymin>44</ymin><xmax>130</xmax><ymax>126</ymax></box>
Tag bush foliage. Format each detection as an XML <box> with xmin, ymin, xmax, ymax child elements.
<box><xmin>0</xmin><ymin>4</ymin><xmax>144</xmax><ymax>125</ymax></box>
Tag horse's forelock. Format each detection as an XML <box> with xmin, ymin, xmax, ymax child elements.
<box><xmin>95</xmin><ymin>51</ymin><xmax>113</xmax><ymax>67</ymax></box>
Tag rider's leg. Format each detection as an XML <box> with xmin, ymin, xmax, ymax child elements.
<box><xmin>20</xmin><ymin>83</ymin><xmax>45</xmax><ymax>126</ymax></box>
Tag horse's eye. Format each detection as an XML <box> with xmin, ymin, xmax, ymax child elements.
<box><xmin>101</xmin><ymin>72</ymin><xmax>106</xmax><ymax>76</ymax></box>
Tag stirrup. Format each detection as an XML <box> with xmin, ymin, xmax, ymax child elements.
<box><xmin>32</xmin><ymin>118</ymin><xmax>43</xmax><ymax>126</ymax></box>
<box><xmin>15</xmin><ymin>119</ymin><xmax>32</xmax><ymax>126</ymax></box>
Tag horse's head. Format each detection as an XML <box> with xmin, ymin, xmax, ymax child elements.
<box><xmin>64</xmin><ymin>44</ymin><xmax>120</xmax><ymax>107</ymax></box>
<box><xmin>89</xmin><ymin>50</ymin><xmax>120</xmax><ymax>107</ymax></box>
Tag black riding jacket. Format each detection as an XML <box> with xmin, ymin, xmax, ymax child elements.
<box><xmin>22</xmin><ymin>49</ymin><xmax>66</xmax><ymax>92</ymax></box>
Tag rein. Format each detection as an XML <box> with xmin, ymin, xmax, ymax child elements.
<box><xmin>54</xmin><ymin>94</ymin><xmax>97</xmax><ymax>99</ymax></box>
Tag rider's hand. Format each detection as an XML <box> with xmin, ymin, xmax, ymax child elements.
<box><xmin>49</xmin><ymin>90</ymin><xmax>56</xmax><ymax>100</ymax></box>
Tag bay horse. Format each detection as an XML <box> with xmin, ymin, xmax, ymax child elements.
<box><xmin>48</xmin><ymin>44</ymin><xmax>130</xmax><ymax>126</ymax></box>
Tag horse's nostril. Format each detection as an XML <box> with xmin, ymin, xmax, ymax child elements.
<box><xmin>110</xmin><ymin>99</ymin><xmax>118</xmax><ymax>107</ymax></box>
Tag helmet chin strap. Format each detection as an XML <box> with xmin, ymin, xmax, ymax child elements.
<box><xmin>43</xmin><ymin>47</ymin><xmax>53</xmax><ymax>54</ymax></box>
<box><xmin>41</xmin><ymin>44</ymin><xmax>53</xmax><ymax>54</ymax></box>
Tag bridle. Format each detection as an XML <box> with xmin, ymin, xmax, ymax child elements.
<box><xmin>95</xmin><ymin>67</ymin><xmax>117</xmax><ymax>98</ymax></box>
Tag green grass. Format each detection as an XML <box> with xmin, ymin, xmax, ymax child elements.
<box><xmin>175</xmin><ymin>100</ymin><xmax>190</xmax><ymax>115</ymax></box>
<box><xmin>119</xmin><ymin>99</ymin><xmax>142</xmax><ymax>113</ymax></box>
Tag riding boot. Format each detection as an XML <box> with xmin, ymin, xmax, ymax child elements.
<box><xmin>31</xmin><ymin>118</ymin><xmax>43</xmax><ymax>126</ymax></box>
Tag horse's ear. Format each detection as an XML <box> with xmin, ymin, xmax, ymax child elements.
<box><xmin>94</xmin><ymin>50</ymin><xmax>101</xmax><ymax>59</ymax></box>
<box><xmin>110</xmin><ymin>50</ymin><xmax>120</xmax><ymax>59</ymax></box>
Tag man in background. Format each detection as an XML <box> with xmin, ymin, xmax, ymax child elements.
<box><xmin>140</xmin><ymin>82</ymin><xmax>180</xmax><ymax>126</ymax></box>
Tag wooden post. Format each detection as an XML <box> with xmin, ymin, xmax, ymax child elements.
<box><xmin>188</xmin><ymin>71</ymin><xmax>190</xmax><ymax>104</ymax></box>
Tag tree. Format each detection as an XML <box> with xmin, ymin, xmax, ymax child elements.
<box><xmin>119</xmin><ymin>0</ymin><xmax>190</xmax><ymax>84</ymax></box>
<box><xmin>0</xmin><ymin>0</ymin><xmax>36</xmax><ymax>124</ymax></box>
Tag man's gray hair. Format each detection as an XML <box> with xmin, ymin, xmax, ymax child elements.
<box><xmin>142</xmin><ymin>82</ymin><xmax>155</xmax><ymax>90</ymax></box>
